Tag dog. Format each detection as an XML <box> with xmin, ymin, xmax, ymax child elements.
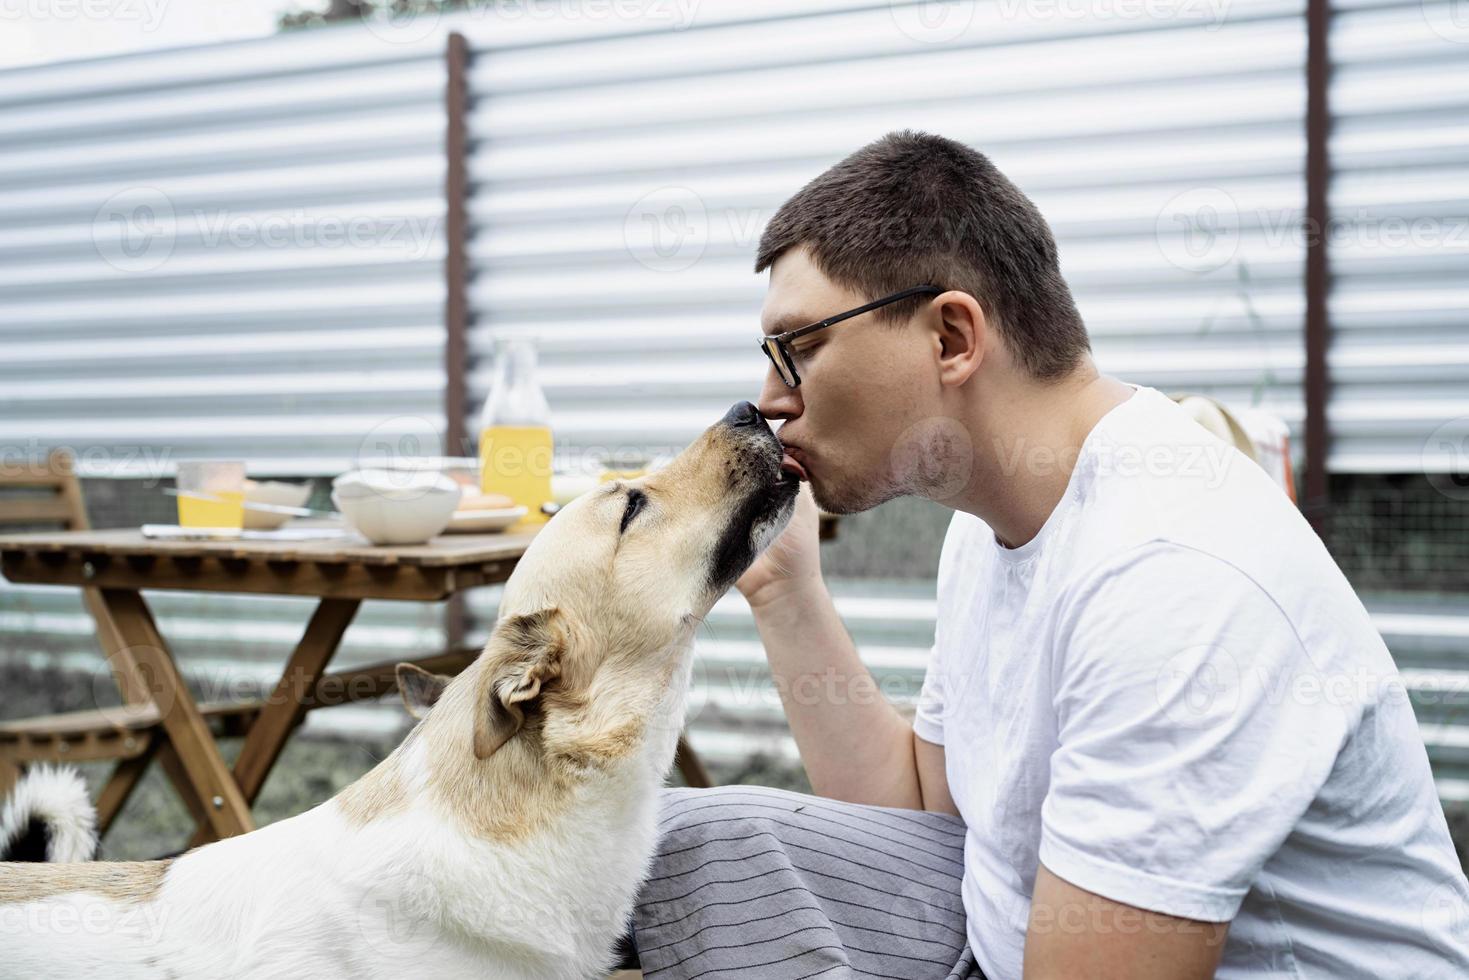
<box><xmin>0</xmin><ymin>767</ymin><xmax>98</xmax><ymax>864</ymax></box>
<box><xmin>0</xmin><ymin>401</ymin><xmax>801</xmax><ymax>979</ymax></box>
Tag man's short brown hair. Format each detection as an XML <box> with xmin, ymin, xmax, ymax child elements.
<box><xmin>755</xmin><ymin>130</ymin><xmax>1090</xmax><ymax>381</ymax></box>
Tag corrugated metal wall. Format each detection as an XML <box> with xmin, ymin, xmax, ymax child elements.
<box><xmin>0</xmin><ymin>27</ymin><xmax>454</xmax><ymax>718</ymax></box>
<box><xmin>1327</xmin><ymin>0</ymin><xmax>1469</xmax><ymax>474</ymax></box>
<box><xmin>461</xmin><ymin>0</ymin><xmax>1309</xmax><ymax>458</ymax></box>
<box><xmin>1</xmin><ymin>2</ymin><xmax>1466</xmax><ymax>791</ymax></box>
<box><xmin>0</xmin><ymin>28</ymin><xmax>449</xmax><ymax>475</ymax></box>
<box><xmin>1326</xmin><ymin>0</ymin><xmax>1469</xmax><ymax>796</ymax></box>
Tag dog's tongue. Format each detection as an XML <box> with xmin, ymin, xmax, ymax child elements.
<box><xmin>780</xmin><ymin>452</ymin><xmax>808</xmax><ymax>482</ymax></box>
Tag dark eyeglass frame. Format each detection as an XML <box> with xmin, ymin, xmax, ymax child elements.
<box><xmin>758</xmin><ymin>285</ymin><xmax>944</xmax><ymax>389</ymax></box>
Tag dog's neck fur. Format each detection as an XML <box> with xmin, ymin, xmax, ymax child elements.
<box><xmin>342</xmin><ymin>632</ymin><xmax>693</xmax><ymax>838</ymax></box>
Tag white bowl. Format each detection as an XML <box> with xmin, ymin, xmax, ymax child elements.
<box><xmin>331</xmin><ymin>470</ymin><xmax>460</xmax><ymax>545</ymax></box>
<box><xmin>242</xmin><ymin>480</ymin><xmax>312</xmax><ymax>530</ymax></box>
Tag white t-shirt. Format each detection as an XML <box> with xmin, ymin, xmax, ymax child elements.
<box><xmin>912</xmin><ymin>384</ymin><xmax>1469</xmax><ymax>979</ymax></box>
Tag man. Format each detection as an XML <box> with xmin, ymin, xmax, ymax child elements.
<box><xmin>628</xmin><ymin>131</ymin><xmax>1469</xmax><ymax>978</ymax></box>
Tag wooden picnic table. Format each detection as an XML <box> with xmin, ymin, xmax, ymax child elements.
<box><xmin>0</xmin><ymin>515</ymin><xmax>838</xmax><ymax>844</ymax></box>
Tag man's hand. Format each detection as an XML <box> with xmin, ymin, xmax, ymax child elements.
<box><xmin>736</xmin><ymin>482</ymin><xmax>822</xmax><ymax>608</ymax></box>
<box><xmin>1023</xmin><ymin>864</ymin><xmax>1228</xmax><ymax>980</ymax></box>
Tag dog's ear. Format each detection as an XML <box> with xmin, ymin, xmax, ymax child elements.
<box><xmin>395</xmin><ymin>663</ymin><xmax>452</xmax><ymax>720</ymax></box>
<box><xmin>473</xmin><ymin>608</ymin><xmax>567</xmax><ymax>760</ymax></box>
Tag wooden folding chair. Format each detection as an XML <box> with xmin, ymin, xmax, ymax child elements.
<box><xmin>0</xmin><ymin>450</ymin><xmax>258</xmax><ymax>836</ymax></box>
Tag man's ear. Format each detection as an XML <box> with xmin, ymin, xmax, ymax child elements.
<box><xmin>395</xmin><ymin>663</ymin><xmax>452</xmax><ymax>720</ymax></box>
<box><xmin>472</xmin><ymin>608</ymin><xmax>567</xmax><ymax>760</ymax></box>
<box><xmin>934</xmin><ymin>291</ymin><xmax>985</xmax><ymax>387</ymax></box>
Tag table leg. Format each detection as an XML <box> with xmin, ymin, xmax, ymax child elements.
<box><xmin>185</xmin><ymin>598</ymin><xmax>360</xmax><ymax>848</ymax></box>
<box><xmin>234</xmin><ymin>598</ymin><xmax>360</xmax><ymax>801</ymax></box>
<box><xmin>94</xmin><ymin>733</ymin><xmax>161</xmax><ymax>836</ymax></box>
<box><xmin>674</xmin><ymin>734</ymin><xmax>712</xmax><ymax>788</ymax></box>
<box><xmin>0</xmin><ymin>757</ymin><xmax>19</xmax><ymax>798</ymax></box>
<box><xmin>98</xmin><ymin>588</ymin><xmax>254</xmax><ymax>840</ymax></box>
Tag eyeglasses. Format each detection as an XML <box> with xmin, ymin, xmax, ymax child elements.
<box><xmin>758</xmin><ymin>285</ymin><xmax>943</xmax><ymax>389</ymax></box>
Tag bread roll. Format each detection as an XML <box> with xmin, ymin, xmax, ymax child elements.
<box><xmin>458</xmin><ymin>492</ymin><xmax>515</xmax><ymax>511</ymax></box>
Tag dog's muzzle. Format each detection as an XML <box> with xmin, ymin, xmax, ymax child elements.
<box><xmin>703</xmin><ymin>402</ymin><xmax>800</xmax><ymax>594</ymax></box>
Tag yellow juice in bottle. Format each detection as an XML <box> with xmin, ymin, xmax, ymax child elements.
<box><xmin>177</xmin><ymin>490</ymin><xmax>245</xmax><ymax>528</ymax></box>
<box><xmin>480</xmin><ymin>425</ymin><xmax>553</xmax><ymax>525</ymax></box>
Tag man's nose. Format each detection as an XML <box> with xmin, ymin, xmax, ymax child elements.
<box><xmin>721</xmin><ymin>401</ymin><xmax>762</xmax><ymax>427</ymax></box>
<box><xmin>756</xmin><ymin>365</ymin><xmax>802</xmax><ymax>423</ymax></box>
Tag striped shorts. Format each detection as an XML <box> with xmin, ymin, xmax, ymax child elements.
<box><xmin>631</xmin><ymin>785</ymin><xmax>986</xmax><ymax>980</ymax></box>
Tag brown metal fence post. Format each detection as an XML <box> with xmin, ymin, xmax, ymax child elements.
<box><xmin>1303</xmin><ymin>0</ymin><xmax>1332</xmax><ymax>539</ymax></box>
<box><xmin>445</xmin><ymin>31</ymin><xmax>471</xmax><ymax>650</ymax></box>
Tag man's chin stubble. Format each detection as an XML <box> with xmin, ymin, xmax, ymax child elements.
<box><xmin>810</xmin><ymin>475</ymin><xmax>904</xmax><ymax>516</ymax></box>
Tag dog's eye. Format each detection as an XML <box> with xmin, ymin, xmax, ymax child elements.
<box><xmin>619</xmin><ymin>489</ymin><xmax>646</xmax><ymax>534</ymax></box>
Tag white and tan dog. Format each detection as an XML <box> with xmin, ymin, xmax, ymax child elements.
<box><xmin>0</xmin><ymin>401</ymin><xmax>802</xmax><ymax>980</ymax></box>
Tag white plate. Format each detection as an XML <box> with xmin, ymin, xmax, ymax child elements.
<box><xmin>445</xmin><ymin>506</ymin><xmax>528</xmax><ymax>534</ymax></box>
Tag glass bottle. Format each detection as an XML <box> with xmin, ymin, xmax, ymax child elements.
<box><xmin>478</xmin><ymin>337</ymin><xmax>553</xmax><ymax>525</ymax></box>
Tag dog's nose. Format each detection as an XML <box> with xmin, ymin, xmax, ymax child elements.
<box><xmin>722</xmin><ymin>401</ymin><xmax>762</xmax><ymax>428</ymax></box>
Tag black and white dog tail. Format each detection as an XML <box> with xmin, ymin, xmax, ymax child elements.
<box><xmin>0</xmin><ymin>765</ymin><xmax>98</xmax><ymax>862</ymax></box>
